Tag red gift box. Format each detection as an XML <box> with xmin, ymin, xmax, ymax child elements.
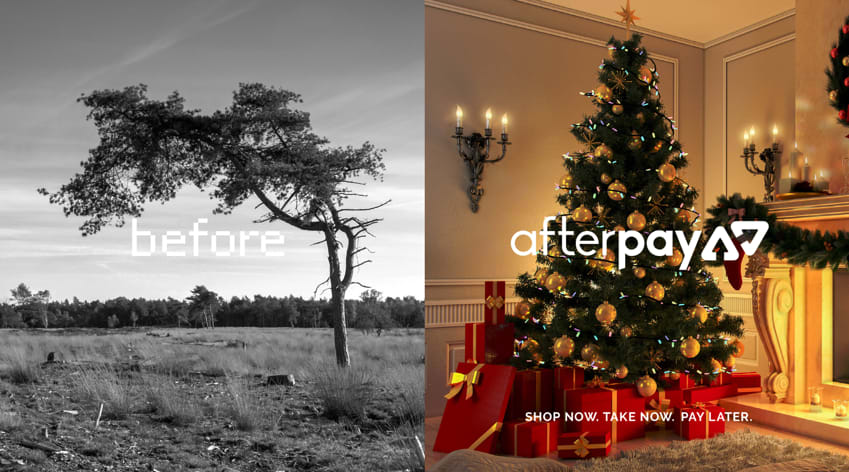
<box><xmin>433</xmin><ymin>362</ymin><xmax>516</xmax><ymax>453</ymax></box>
<box><xmin>730</xmin><ymin>372</ymin><xmax>762</xmax><ymax>393</ymax></box>
<box><xmin>661</xmin><ymin>373</ymin><xmax>696</xmax><ymax>390</ymax></box>
<box><xmin>647</xmin><ymin>387</ymin><xmax>687</xmax><ymax>410</ymax></box>
<box><xmin>484</xmin><ymin>281</ymin><xmax>506</xmax><ymax>325</ymax></box>
<box><xmin>554</xmin><ymin>366</ymin><xmax>584</xmax><ymax>390</ymax></box>
<box><xmin>500</xmin><ymin>420</ymin><xmax>558</xmax><ymax>457</ymax></box>
<box><xmin>562</xmin><ymin>384</ymin><xmax>645</xmax><ymax>443</ymax></box>
<box><xmin>674</xmin><ymin>404</ymin><xmax>725</xmax><ymax>440</ymax></box>
<box><xmin>706</xmin><ymin>372</ymin><xmax>732</xmax><ymax>387</ymax></box>
<box><xmin>557</xmin><ymin>432</ymin><xmax>611</xmax><ymax>459</ymax></box>
<box><xmin>684</xmin><ymin>383</ymin><xmax>738</xmax><ymax>404</ymax></box>
<box><xmin>464</xmin><ymin>322</ymin><xmax>514</xmax><ymax>364</ymax></box>
<box><xmin>506</xmin><ymin>369</ymin><xmax>554</xmax><ymax>420</ymax></box>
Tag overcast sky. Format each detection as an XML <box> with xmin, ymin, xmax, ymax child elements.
<box><xmin>0</xmin><ymin>0</ymin><xmax>423</xmax><ymax>302</ymax></box>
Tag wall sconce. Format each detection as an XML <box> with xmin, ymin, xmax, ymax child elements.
<box><xmin>740</xmin><ymin>125</ymin><xmax>780</xmax><ymax>202</ymax></box>
<box><xmin>453</xmin><ymin>106</ymin><xmax>510</xmax><ymax>212</ymax></box>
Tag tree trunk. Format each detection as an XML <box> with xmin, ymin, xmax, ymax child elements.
<box><xmin>325</xmin><ymin>233</ymin><xmax>351</xmax><ymax>367</ymax></box>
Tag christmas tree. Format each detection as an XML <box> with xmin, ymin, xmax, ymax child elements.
<box><xmin>512</xmin><ymin>34</ymin><xmax>744</xmax><ymax>396</ymax></box>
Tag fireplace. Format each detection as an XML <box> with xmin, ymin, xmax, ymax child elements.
<box><xmin>835</xmin><ymin>271</ymin><xmax>849</xmax><ymax>384</ymax></box>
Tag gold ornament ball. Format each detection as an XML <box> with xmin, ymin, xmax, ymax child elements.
<box><xmin>680</xmin><ymin>336</ymin><xmax>701</xmax><ymax>358</ymax></box>
<box><xmin>710</xmin><ymin>358</ymin><xmax>722</xmax><ymax>373</ymax></box>
<box><xmin>645</xmin><ymin>281</ymin><xmax>665</xmax><ymax>301</ymax></box>
<box><xmin>638</xmin><ymin>65</ymin><xmax>653</xmax><ymax>83</ymax></box>
<box><xmin>627</xmin><ymin>211</ymin><xmax>647</xmax><ymax>231</ymax></box>
<box><xmin>595</xmin><ymin>248</ymin><xmax>617</xmax><ymax>272</ymax></box>
<box><xmin>595</xmin><ymin>144</ymin><xmax>613</xmax><ymax>160</ymax></box>
<box><xmin>658</xmin><ymin>163</ymin><xmax>677</xmax><ymax>183</ymax></box>
<box><xmin>580</xmin><ymin>343</ymin><xmax>600</xmax><ymax>362</ymax></box>
<box><xmin>628</xmin><ymin>135</ymin><xmax>643</xmax><ymax>151</ymax></box>
<box><xmin>534</xmin><ymin>267</ymin><xmax>549</xmax><ymax>284</ymax></box>
<box><xmin>612</xmin><ymin>104</ymin><xmax>624</xmax><ymax>115</ymax></box>
<box><xmin>595</xmin><ymin>84</ymin><xmax>612</xmax><ymax>102</ymax></box>
<box><xmin>553</xmin><ymin>336</ymin><xmax>576</xmax><ymax>358</ymax></box>
<box><xmin>615</xmin><ymin>365</ymin><xmax>628</xmax><ymax>379</ymax></box>
<box><xmin>633</xmin><ymin>267</ymin><xmax>646</xmax><ymax>279</ymax></box>
<box><xmin>572</xmin><ymin>205</ymin><xmax>593</xmax><ymax>223</ymax></box>
<box><xmin>724</xmin><ymin>356</ymin><xmax>736</xmax><ymax>369</ymax></box>
<box><xmin>731</xmin><ymin>339</ymin><xmax>745</xmax><ymax>358</ymax></box>
<box><xmin>690</xmin><ymin>304</ymin><xmax>708</xmax><ymax>323</ymax></box>
<box><xmin>843</xmin><ymin>56</ymin><xmax>849</xmax><ymax>67</ymax></box>
<box><xmin>830</xmin><ymin>90</ymin><xmax>839</xmax><ymax>102</ymax></box>
<box><xmin>523</xmin><ymin>338</ymin><xmax>540</xmax><ymax>353</ymax></box>
<box><xmin>545</xmin><ymin>273</ymin><xmax>567</xmax><ymax>292</ymax></box>
<box><xmin>652</xmin><ymin>140</ymin><xmax>664</xmax><ymax>153</ymax></box>
<box><xmin>600</xmin><ymin>173</ymin><xmax>612</xmax><ymax>184</ymax></box>
<box><xmin>607</xmin><ymin>180</ymin><xmax>626</xmax><ymax>201</ymax></box>
<box><xmin>515</xmin><ymin>300</ymin><xmax>532</xmax><ymax>319</ymax></box>
<box><xmin>594</xmin><ymin>301</ymin><xmax>617</xmax><ymax>325</ymax></box>
<box><xmin>620</xmin><ymin>326</ymin><xmax>633</xmax><ymax>338</ymax></box>
<box><xmin>559</xmin><ymin>173</ymin><xmax>573</xmax><ymax>189</ymax></box>
<box><xmin>667</xmin><ymin>248</ymin><xmax>684</xmax><ymax>267</ymax></box>
<box><xmin>669</xmin><ymin>372</ymin><xmax>681</xmax><ymax>381</ymax></box>
<box><xmin>614</xmin><ymin>225</ymin><xmax>625</xmax><ymax>232</ymax></box>
<box><xmin>636</xmin><ymin>375</ymin><xmax>658</xmax><ymax>397</ymax></box>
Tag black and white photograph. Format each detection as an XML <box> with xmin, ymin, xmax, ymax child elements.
<box><xmin>0</xmin><ymin>1</ymin><xmax>424</xmax><ymax>470</ymax></box>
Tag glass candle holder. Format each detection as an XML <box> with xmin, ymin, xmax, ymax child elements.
<box><xmin>833</xmin><ymin>399</ymin><xmax>849</xmax><ymax>419</ymax></box>
<box><xmin>809</xmin><ymin>386</ymin><xmax>823</xmax><ymax>412</ymax></box>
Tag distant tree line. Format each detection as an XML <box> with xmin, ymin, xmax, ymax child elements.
<box><xmin>1</xmin><ymin>283</ymin><xmax>423</xmax><ymax>333</ymax></box>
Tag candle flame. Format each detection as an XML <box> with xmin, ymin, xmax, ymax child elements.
<box><xmin>485</xmin><ymin>108</ymin><xmax>492</xmax><ymax>120</ymax></box>
<box><xmin>749</xmin><ymin>126</ymin><xmax>755</xmax><ymax>137</ymax></box>
<box><xmin>456</xmin><ymin>106</ymin><xmax>463</xmax><ymax>119</ymax></box>
<box><xmin>501</xmin><ymin>114</ymin><xmax>508</xmax><ymax>126</ymax></box>
<box><xmin>743</xmin><ymin>132</ymin><xmax>748</xmax><ymax>141</ymax></box>
<box><xmin>772</xmin><ymin>125</ymin><xmax>778</xmax><ymax>136</ymax></box>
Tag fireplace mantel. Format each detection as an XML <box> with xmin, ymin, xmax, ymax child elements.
<box><xmin>764</xmin><ymin>194</ymin><xmax>849</xmax><ymax>221</ymax></box>
<box><xmin>746</xmin><ymin>195</ymin><xmax>849</xmax><ymax>406</ymax></box>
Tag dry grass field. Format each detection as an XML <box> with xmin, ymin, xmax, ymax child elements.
<box><xmin>0</xmin><ymin>327</ymin><xmax>424</xmax><ymax>471</ymax></box>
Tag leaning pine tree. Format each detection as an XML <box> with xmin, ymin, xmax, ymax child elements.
<box><xmin>512</xmin><ymin>35</ymin><xmax>744</xmax><ymax>395</ymax></box>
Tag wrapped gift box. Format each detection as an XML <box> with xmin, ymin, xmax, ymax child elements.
<box><xmin>562</xmin><ymin>384</ymin><xmax>645</xmax><ymax>443</ymax></box>
<box><xmin>683</xmin><ymin>383</ymin><xmax>738</xmax><ymax>404</ymax></box>
<box><xmin>673</xmin><ymin>404</ymin><xmax>725</xmax><ymax>440</ymax></box>
<box><xmin>661</xmin><ymin>373</ymin><xmax>696</xmax><ymax>390</ymax></box>
<box><xmin>644</xmin><ymin>397</ymin><xmax>673</xmax><ymax>431</ymax></box>
<box><xmin>500</xmin><ymin>420</ymin><xmax>558</xmax><ymax>457</ymax></box>
<box><xmin>647</xmin><ymin>388</ymin><xmax>686</xmax><ymax>410</ymax></box>
<box><xmin>730</xmin><ymin>372</ymin><xmax>762</xmax><ymax>393</ymax></box>
<box><xmin>506</xmin><ymin>369</ymin><xmax>553</xmax><ymax>420</ymax></box>
<box><xmin>464</xmin><ymin>322</ymin><xmax>514</xmax><ymax>364</ymax></box>
<box><xmin>554</xmin><ymin>366</ymin><xmax>584</xmax><ymax>390</ymax></box>
<box><xmin>706</xmin><ymin>372</ymin><xmax>732</xmax><ymax>387</ymax></box>
<box><xmin>557</xmin><ymin>432</ymin><xmax>611</xmax><ymax>459</ymax></box>
<box><xmin>484</xmin><ymin>281</ymin><xmax>506</xmax><ymax>326</ymax></box>
<box><xmin>433</xmin><ymin>363</ymin><xmax>516</xmax><ymax>453</ymax></box>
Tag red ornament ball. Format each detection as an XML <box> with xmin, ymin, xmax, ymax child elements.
<box><xmin>843</xmin><ymin>24</ymin><xmax>849</xmax><ymax>34</ymax></box>
<box><xmin>844</xmin><ymin>77</ymin><xmax>849</xmax><ymax>87</ymax></box>
<box><xmin>840</xmin><ymin>110</ymin><xmax>847</xmax><ymax>121</ymax></box>
<box><xmin>834</xmin><ymin>47</ymin><xmax>840</xmax><ymax>59</ymax></box>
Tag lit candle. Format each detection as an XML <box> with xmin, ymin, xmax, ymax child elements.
<box><xmin>501</xmin><ymin>113</ymin><xmax>508</xmax><ymax>135</ymax></box>
<box><xmin>743</xmin><ymin>131</ymin><xmax>749</xmax><ymax>146</ymax></box>
<box><xmin>485</xmin><ymin>108</ymin><xmax>492</xmax><ymax>130</ymax></box>
<box><xmin>772</xmin><ymin>125</ymin><xmax>778</xmax><ymax>142</ymax></box>
<box><xmin>749</xmin><ymin>126</ymin><xmax>755</xmax><ymax>144</ymax></box>
<box><xmin>456</xmin><ymin>106</ymin><xmax>463</xmax><ymax>128</ymax></box>
<box><xmin>803</xmin><ymin>155</ymin><xmax>811</xmax><ymax>182</ymax></box>
<box><xmin>812</xmin><ymin>392</ymin><xmax>821</xmax><ymax>405</ymax></box>
<box><xmin>815</xmin><ymin>170</ymin><xmax>830</xmax><ymax>192</ymax></box>
<box><xmin>836</xmin><ymin>401</ymin><xmax>848</xmax><ymax>418</ymax></box>
<box><xmin>779</xmin><ymin>168</ymin><xmax>798</xmax><ymax>194</ymax></box>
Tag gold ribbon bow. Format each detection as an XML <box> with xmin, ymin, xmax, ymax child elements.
<box><xmin>648</xmin><ymin>397</ymin><xmax>671</xmax><ymax>426</ymax></box>
<box><xmin>573</xmin><ymin>432</ymin><xmax>591</xmax><ymax>458</ymax></box>
<box><xmin>485</xmin><ymin>295</ymin><xmax>504</xmax><ymax>310</ymax></box>
<box><xmin>445</xmin><ymin>363</ymin><xmax>484</xmax><ymax>400</ymax></box>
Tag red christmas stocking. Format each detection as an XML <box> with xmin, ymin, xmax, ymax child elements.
<box><xmin>723</xmin><ymin>237</ymin><xmax>745</xmax><ymax>290</ymax></box>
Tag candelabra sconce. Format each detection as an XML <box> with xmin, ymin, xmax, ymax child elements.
<box><xmin>453</xmin><ymin>107</ymin><xmax>510</xmax><ymax>212</ymax></box>
<box><xmin>740</xmin><ymin>127</ymin><xmax>780</xmax><ymax>202</ymax></box>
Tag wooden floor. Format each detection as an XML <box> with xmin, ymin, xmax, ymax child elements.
<box><xmin>425</xmin><ymin>394</ymin><xmax>849</xmax><ymax>469</ymax></box>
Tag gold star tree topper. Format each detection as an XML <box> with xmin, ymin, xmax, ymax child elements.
<box><xmin>616</xmin><ymin>0</ymin><xmax>639</xmax><ymax>37</ymax></box>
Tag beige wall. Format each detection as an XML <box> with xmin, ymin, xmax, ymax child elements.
<box><xmin>795</xmin><ymin>1</ymin><xmax>849</xmax><ymax>191</ymax></box>
<box><xmin>424</xmin><ymin>0</ymin><xmax>703</xmax><ymax>417</ymax></box>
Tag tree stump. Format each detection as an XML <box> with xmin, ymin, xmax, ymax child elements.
<box><xmin>266</xmin><ymin>374</ymin><xmax>295</xmax><ymax>386</ymax></box>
